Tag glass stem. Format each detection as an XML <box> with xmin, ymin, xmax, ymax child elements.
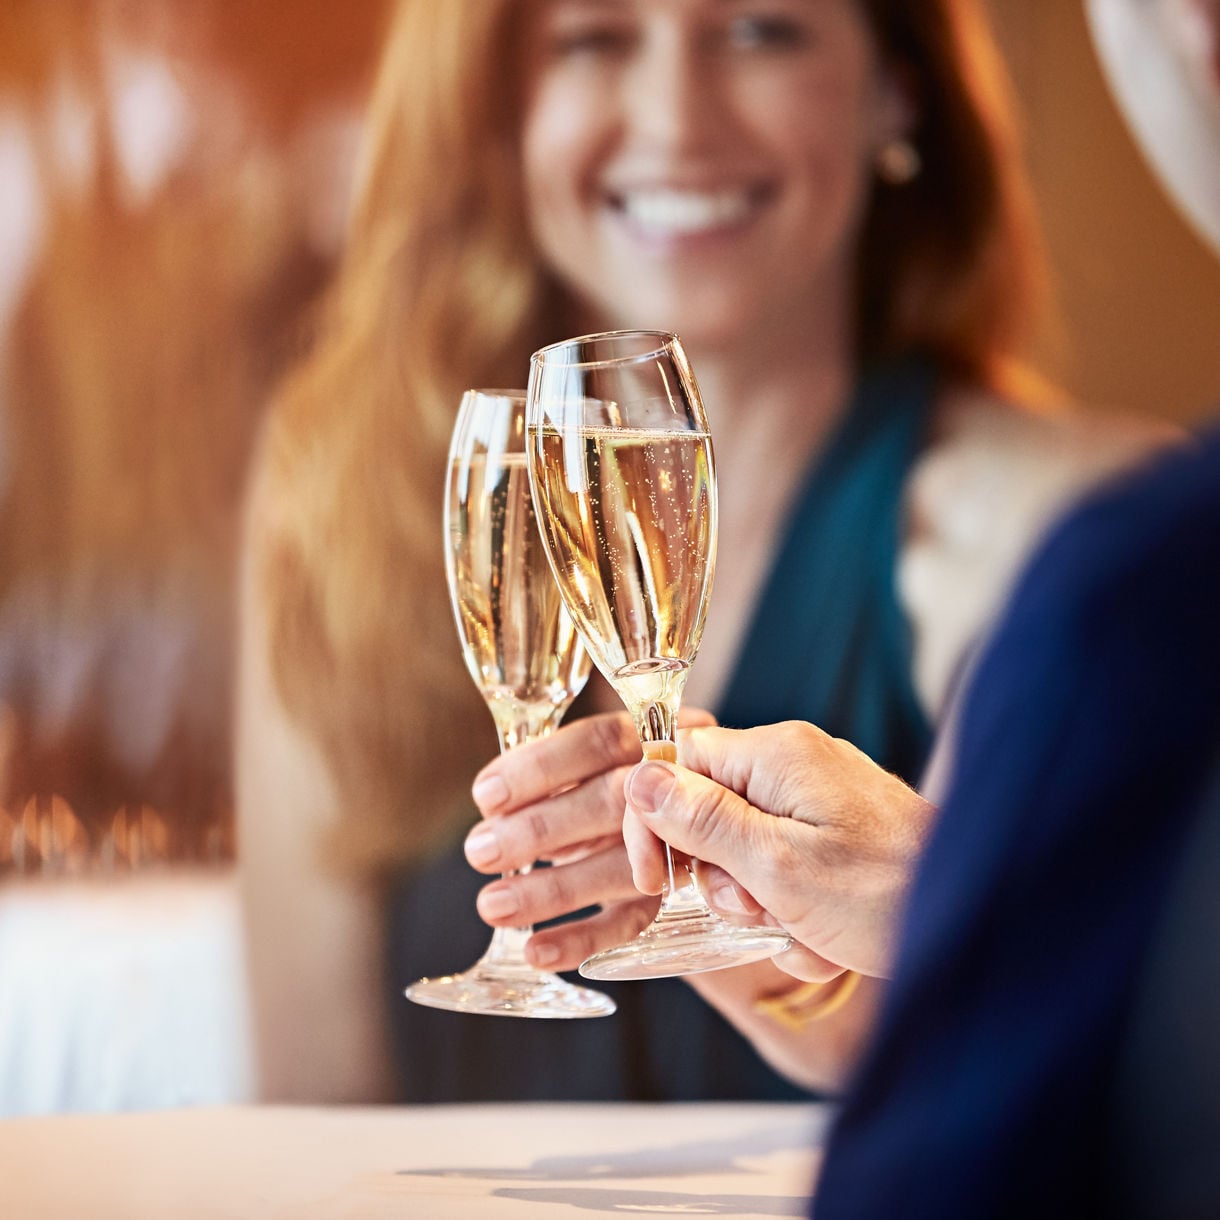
<box><xmin>480</xmin><ymin>922</ymin><xmax>534</xmax><ymax>968</ymax></box>
<box><xmin>481</xmin><ymin>707</ymin><xmax>564</xmax><ymax>970</ymax></box>
<box><xmin>637</xmin><ymin>702</ymin><xmax>706</xmax><ymax>919</ymax></box>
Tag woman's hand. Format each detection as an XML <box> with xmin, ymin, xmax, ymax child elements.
<box><xmin>466</xmin><ymin>710</ymin><xmax>934</xmax><ymax>981</ymax></box>
<box><xmin>623</xmin><ymin>722</ymin><xmax>937</xmax><ymax>979</ymax></box>
<box><xmin>464</xmin><ymin>710</ymin><xmax>715</xmax><ymax>971</ymax></box>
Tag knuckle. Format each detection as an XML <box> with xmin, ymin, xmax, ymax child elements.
<box><xmin>541</xmin><ymin>865</ymin><xmax>576</xmax><ymax>915</ymax></box>
<box><xmin>683</xmin><ymin>779</ymin><xmax>735</xmax><ymax>845</ymax></box>
<box><xmin>526</xmin><ymin>741</ymin><xmax>564</xmax><ymax>797</ymax></box>
<box><xmin>776</xmin><ymin>719</ymin><xmax>828</xmax><ymax>760</ymax></box>
<box><xmin>504</xmin><ymin>750</ymin><xmax>547</xmax><ymax>807</ymax></box>
<box><xmin>589</xmin><ymin>712</ymin><xmax>642</xmax><ymax>769</ymax></box>
<box><xmin>525</xmin><ymin>808</ymin><xmax>552</xmax><ymax>852</ymax></box>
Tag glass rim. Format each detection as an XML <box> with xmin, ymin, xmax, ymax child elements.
<box><xmin>530</xmin><ymin>329</ymin><xmax>680</xmax><ymax>370</ymax></box>
<box><xmin>461</xmin><ymin>387</ymin><xmax>528</xmax><ymax>402</ymax></box>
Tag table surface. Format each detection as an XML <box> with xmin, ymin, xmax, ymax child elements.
<box><xmin>0</xmin><ymin>1101</ymin><xmax>829</xmax><ymax>1218</ymax></box>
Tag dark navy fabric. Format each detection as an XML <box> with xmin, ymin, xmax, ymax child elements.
<box><xmin>1117</xmin><ymin>741</ymin><xmax>1220</xmax><ymax>1220</ymax></box>
<box><xmin>387</xmin><ymin>360</ymin><xmax>937</xmax><ymax>1103</ymax></box>
<box><xmin>1112</xmin><ymin>747</ymin><xmax>1220</xmax><ymax>1218</ymax></box>
<box><xmin>814</xmin><ymin>426</ymin><xmax>1220</xmax><ymax>1217</ymax></box>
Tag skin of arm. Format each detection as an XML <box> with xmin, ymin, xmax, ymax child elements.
<box><xmin>235</xmin><ymin>461</ymin><xmax>394</xmax><ymax>1103</ymax></box>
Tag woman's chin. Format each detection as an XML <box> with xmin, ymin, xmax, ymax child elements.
<box><xmin>568</xmin><ymin>291</ymin><xmax>769</xmax><ymax>358</ymax></box>
<box><xmin>616</xmin><ymin>311</ymin><xmax>757</xmax><ymax>356</ymax></box>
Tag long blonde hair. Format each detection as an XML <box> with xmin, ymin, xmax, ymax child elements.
<box><xmin>261</xmin><ymin>0</ymin><xmax>1046</xmax><ymax>874</ymax></box>
<box><xmin>261</xmin><ymin>0</ymin><xmax>553</xmax><ymax>873</ymax></box>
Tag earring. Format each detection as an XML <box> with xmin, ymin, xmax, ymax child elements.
<box><xmin>876</xmin><ymin>138</ymin><xmax>921</xmax><ymax>185</ymax></box>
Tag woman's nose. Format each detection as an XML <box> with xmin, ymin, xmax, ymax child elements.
<box><xmin>623</xmin><ymin>31</ymin><xmax>727</xmax><ymax>155</ymax></box>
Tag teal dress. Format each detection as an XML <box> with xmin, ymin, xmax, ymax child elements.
<box><xmin>717</xmin><ymin>358</ymin><xmax>933</xmax><ymax>776</ymax></box>
<box><xmin>388</xmin><ymin>359</ymin><xmax>936</xmax><ymax>1102</ymax></box>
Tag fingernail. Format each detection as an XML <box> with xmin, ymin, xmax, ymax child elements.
<box><xmin>464</xmin><ymin>829</ymin><xmax>500</xmax><ymax>869</ymax></box>
<box><xmin>477</xmin><ymin>886</ymin><xmax>519</xmax><ymax>921</ymax></box>
<box><xmin>625</xmin><ymin>761</ymin><xmax>676</xmax><ymax>814</ymax></box>
<box><xmin>710</xmin><ymin>878</ymin><xmax>748</xmax><ymax>915</ymax></box>
<box><xmin>472</xmin><ymin>772</ymin><xmax>509</xmax><ymax>811</ymax></box>
<box><xmin>528</xmin><ymin>942</ymin><xmax>561</xmax><ymax>967</ymax></box>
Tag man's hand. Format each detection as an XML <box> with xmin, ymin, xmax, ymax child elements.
<box><xmin>623</xmin><ymin>722</ymin><xmax>936</xmax><ymax>979</ymax></box>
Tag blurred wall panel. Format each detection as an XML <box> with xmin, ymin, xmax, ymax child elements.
<box><xmin>0</xmin><ymin>1</ymin><xmax>389</xmax><ymax>867</ymax></box>
<box><xmin>2</xmin><ymin>0</ymin><xmax>1214</xmax><ymax>874</ymax></box>
<box><xmin>989</xmin><ymin>0</ymin><xmax>1220</xmax><ymax>424</ymax></box>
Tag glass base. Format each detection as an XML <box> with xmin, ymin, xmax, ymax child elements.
<box><xmin>577</xmin><ymin>911</ymin><xmax>792</xmax><ymax>981</ymax></box>
<box><xmin>405</xmin><ymin>961</ymin><xmax>616</xmax><ymax>1018</ymax></box>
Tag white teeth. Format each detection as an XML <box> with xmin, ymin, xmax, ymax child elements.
<box><xmin>620</xmin><ymin>188</ymin><xmax>753</xmax><ymax>235</ymax></box>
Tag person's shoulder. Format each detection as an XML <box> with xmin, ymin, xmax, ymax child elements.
<box><xmin>899</xmin><ymin>381</ymin><xmax>1180</xmax><ymax>716</ymax></box>
<box><xmin>1013</xmin><ymin>417</ymin><xmax>1220</xmax><ymax>619</ymax></box>
<box><xmin>908</xmin><ymin>382</ymin><xmax>1180</xmax><ymax>566</ymax></box>
<box><xmin>925</xmin><ymin>382</ymin><xmax>1177</xmax><ymax>503</ymax></box>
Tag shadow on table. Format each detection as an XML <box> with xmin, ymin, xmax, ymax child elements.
<box><xmin>399</xmin><ymin>1118</ymin><xmax>816</xmax><ymax>1215</ymax></box>
<box><xmin>492</xmin><ymin>1185</ymin><xmax>808</xmax><ymax>1215</ymax></box>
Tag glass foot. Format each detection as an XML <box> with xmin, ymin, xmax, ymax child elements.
<box><xmin>405</xmin><ymin>961</ymin><xmax>616</xmax><ymax>1018</ymax></box>
<box><xmin>578</xmin><ymin>912</ymin><xmax>792</xmax><ymax>981</ymax></box>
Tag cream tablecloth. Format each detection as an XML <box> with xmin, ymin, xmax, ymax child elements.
<box><xmin>0</xmin><ymin>1101</ymin><xmax>829</xmax><ymax>1218</ymax></box>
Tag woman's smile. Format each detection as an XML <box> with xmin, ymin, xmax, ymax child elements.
<box><xmin>522</xmin><ymin>0</ymin><xmax>912</xmax><ymax>343</ymax></box>
<box><xmin>609</xmin><ymin>182</ymin><xmax>773</xmax><ymax>240</ymax></box>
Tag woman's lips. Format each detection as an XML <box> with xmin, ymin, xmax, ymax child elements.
<box><xmin>608</xmin><ymin>184</ymin><xmax>773</xmax><ymax>239</ymax></box>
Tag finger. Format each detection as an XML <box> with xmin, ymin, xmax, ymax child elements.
<box><xmin>465</xmin><ymin>763</ymin><xmax>633</xmax><ymax>874</ymax></box>
<box><xmin>470</xmin><ymin>708</ymin><xmax>718</xmax><ymax>820</ymax></box>
<box><xmin>548</xmin><ymin>833</ymin><xmax>623</xmax><ymax>867</ymax></box>
<box><xmin>524</xmin><ymin>898</ymin><xmax>658</xmax><ymax>974</ymax></box>
<box><xmin>768</xmin><ymin>944</ymin><xmax>845</xmax><ymax>984</ymax></box>
<box><xmin>475</xmin><ymin>845</ymin><xmax>639</xmax><ymax>929</ymax></box>
<box><xmin>471</xmin><ymin>712</ymin><xmax>642</xmax><ymax>817</ymax></box>
<box><xmin>680</xmin><ymin>721</ymin><xmax>924</xmax><ymax>840</ymax></box>
<box><xmin>622</xmin><ymin>807</ymin><xmax>667</xmax><ymax>895</ymax></box>
<box><xmin>623</xmin><ymin>759</ymin><xmax>811</xmax><ymax>924</ymax></box>
<box><xmin>695</xmin><ymin>862</ymin><xmax>764</xmax><ymax>919</ymax></box>
<box><xmin>624</xmin><ymin>758</ymin><xmax>782</xmax><ymax>877</ymax></box>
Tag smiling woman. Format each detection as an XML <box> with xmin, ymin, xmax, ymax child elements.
<box><xmin>521</xmin><ymin>0</ymin><xmax>914</xmax><ymax>353</ymax></box>
<box><xmin>238</xmin><ymin>0</ymin><xmax>1172</xmax><ymax>1105</ymax></box>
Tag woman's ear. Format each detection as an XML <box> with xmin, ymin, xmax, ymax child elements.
<box><xmin>871</xmin><ymin>60</ymin><xmax>921</xmax><ymax>184</ymax></box>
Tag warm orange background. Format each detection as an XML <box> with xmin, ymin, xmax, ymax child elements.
<box><xmin>991</xmin><ymin>0</ymin><xmax>1220</xmax><ymax>423</ymax></box>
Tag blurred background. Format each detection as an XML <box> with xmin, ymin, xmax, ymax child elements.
<box><xmin>0</xmin><ymin>0</ymin><xmax>1215</xmax><ymax>1115</ymax></box>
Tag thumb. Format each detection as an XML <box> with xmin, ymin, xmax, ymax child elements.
<box><xmin>623</xmin><ymin>760</ymin><xmax>784</xmax><ymax>895</ymax></box>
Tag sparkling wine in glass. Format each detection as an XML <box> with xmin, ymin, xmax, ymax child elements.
<box><xmin>526</xmin><ymin>331</ymin><xmax>792</xmax><ymax>981</ymax></box>
<box><xmin>404</xmin><ymin>390</ymin><xmax>615</xmax><ymax>1018</ymax></box>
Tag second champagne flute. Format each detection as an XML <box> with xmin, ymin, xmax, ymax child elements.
<box><xmin>404</xmin><ymin>390</ymin><xmax>615</xmax><ymax>1018</ymax></box>
<box><xmin>526</xmin><ymin>331</ymin><xmax>792</xmax><ymax>981</ymax></box>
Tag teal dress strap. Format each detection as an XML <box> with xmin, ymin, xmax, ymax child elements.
<box><xmin>715</xmin><ymin>359</ymin><xmax>936</xmax><ymax>783</ymax></box>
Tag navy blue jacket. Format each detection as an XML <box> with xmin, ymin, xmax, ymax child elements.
<box><xmin>815</xmin><ymin>428</ymin><xmax>1220</xmax><ymax>1218</ymax></box>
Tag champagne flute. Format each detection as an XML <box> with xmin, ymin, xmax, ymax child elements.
<box><xmin>405</xmin><ymin>390</ymin><xmax>615</xmax><ymax>1018</ymax></box>
<box><xmin>526</xmin><ymin>331</ymin><xmax>792</xmax><ymax>981</ymax></box>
